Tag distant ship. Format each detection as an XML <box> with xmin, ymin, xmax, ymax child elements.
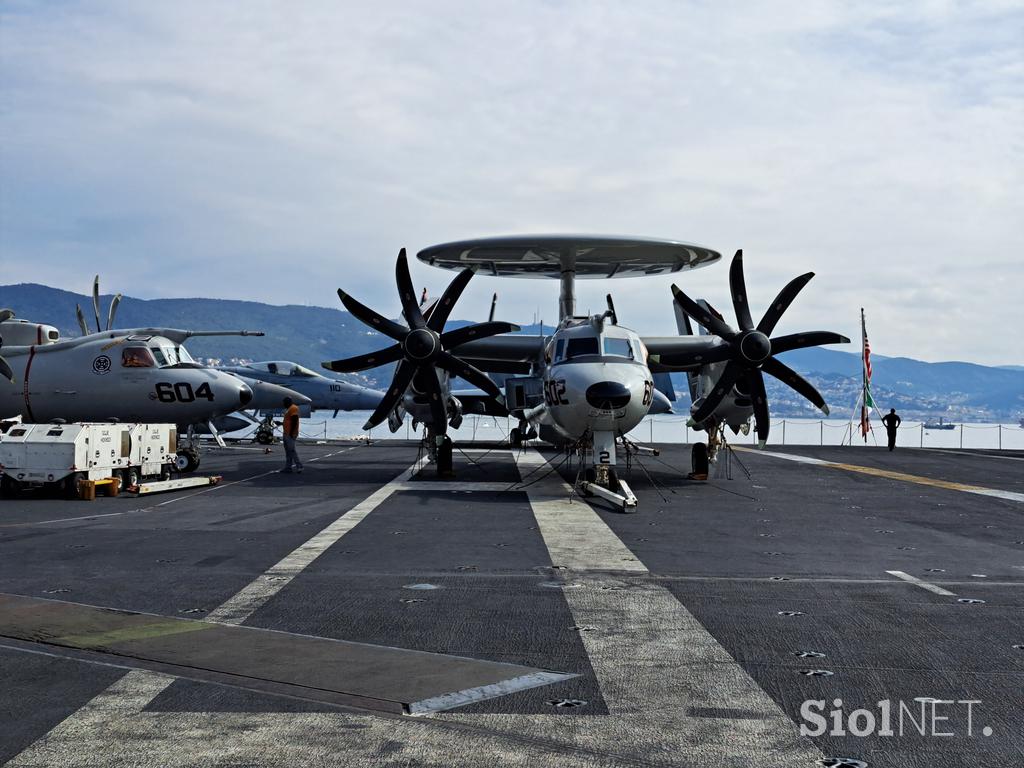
<box><xmin>923</xmin><ymin>417</ymin><xmax>957</xmax><ymax>430</ymax></box>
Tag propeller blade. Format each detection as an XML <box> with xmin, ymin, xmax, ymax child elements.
<box><xmin>92</xmin><ymin>275</ymin><xmax>102</xmax><ymax>333</ymax></box>
<box><xmin>322</xmin><ymin>344</ymin><xmax>403</xmax><ymax>373</ymax></box>
<box><xmin>756</xmin><ymin>272</ymin><xmax>814</xmax><ymax>336</ymax></box>
<box><xmin>748</xmin><ymin>369</ymin><xmax>770</xmax><ymax>446</ymax></box>
<box><xmin>690</xmin><ymin>359</ymin><xmax>743</xmax><ymax>424</ymax></box>
<box><xmin>426</xmin><ymin>267</ymin><xmax>475</xmax><ymax>333</ymax></box>
<box><xmin>0</xmin><ymin>355</ymin><xmax>14</xmax><ymax>383</ymax></box>
<box><xmin>363</xmin><ymin>360</ymin><xmax>416</xmax><ymax>430</ymax></box>
<box><xmin>762</xmin><ymin>357</ymin><xmax>829</xmax><ymax>415</ymax></box>
<box><xmin>0</xmin><ymin>309</ymin><xmax>14</xmax><ymax>323</ymax></box>
<box><xmin>670</xmin><ymin>285</ymin><xmax>735</xmax><ymax>339</ymax></box>
<box><xmin>75</xmin><ymin>304</ymin><xmax>90</xmax><ymax>336</ymax></box>
<box><xmin>395</xmin><ymin>248</ymin><xmax>426</xmax><ymax>330</ymax></box>
<box><xmin>106</xmin><ymin>293</ymin><xmax>122</xmax><ymax>331</ymax></box>
<box><xmin>728</xmin><ymin>250</ymin><xmax>754</xmax><ymax>331</ymax></box>
<box><xmin>769</xmin><ymin>331</ymin><xmax>850</xmax><ymax>355</ymax></box>
<box><xmin>440</xmin><ymin>321</ymin><xmax>520</xmax><ymax>349</ymax></box>
<box><xmin>337</xmin><ymin>289</ymin><xmax>408</xmax><ymax>341</ymax></box>
<box><xmin>488</xmin><ymin>293</ymin><xmax>497</xmax><ymax>323</ymax></box>
<box><xmin>421</xmin><ymin>367</ymin><xmax>449</xmax><ymax>436</ymax></box>
<box><xmin>435</xmin><ymin>351</ymin><xmax>502</xmax><ymax>400</ymax></box>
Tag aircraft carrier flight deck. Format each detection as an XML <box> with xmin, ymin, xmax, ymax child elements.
<box><xmin>1</xmin><ymin>440</ymin><xmax>1022</xmax><ymax>767</ymax></box>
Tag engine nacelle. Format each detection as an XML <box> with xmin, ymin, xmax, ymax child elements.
<box><xmin>0</xmin><ymin>319</ymin><xmax>61</xmax><ymax>347</ymax></box>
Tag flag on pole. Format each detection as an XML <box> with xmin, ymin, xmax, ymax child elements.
<box><xmin>859</xmin><ymin>308</ymin><xmax>873</xmax><ymax>440</ymax></box>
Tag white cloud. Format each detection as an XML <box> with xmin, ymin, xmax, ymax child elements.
<box><xmin>1</xmin><ymin>0</ymin><xmax>1021</xmax><ymax>363</ymax></box>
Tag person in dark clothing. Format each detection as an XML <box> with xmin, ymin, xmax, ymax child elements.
<box><xmin>881</xmin><ymin>408</ymin><xmax>901</xmax><ymax>451</ymax></box>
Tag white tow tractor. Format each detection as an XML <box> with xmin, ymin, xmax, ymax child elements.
<box><xmin>0</xmin><ymin>422</ymin><xmax>176</xmax><ymax>497</ymax></box>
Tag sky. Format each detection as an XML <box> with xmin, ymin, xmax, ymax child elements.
<box><xmin>1</xmin><ymin>1</ymin><xmax>1022</xmax><ymax>365</ymax></box>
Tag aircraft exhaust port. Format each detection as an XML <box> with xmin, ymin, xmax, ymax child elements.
<box><xmin>585</xmin><ymin>381</ymin><xmax>630</xmax><ymax>410</ymax></box>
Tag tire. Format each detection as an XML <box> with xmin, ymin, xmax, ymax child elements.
<box><xmin>159</xmin><ymin>464</ymin><xmax>173</xmax><ymax>481</ymax></box>
<box><xmin>175</xmin><ymin>450</ymin><xmax>199</xmax><ymax>474</ymax></box>
<box><xmin>121</xmin><ymin>467</ymin><xmax>140</xmax><ymax>490</ymax></box>
<box><xmin>607</xmin><ymin>467</ymin><xmax>621</xmax><ymax>493</ymax></box>
<box><xmin>63</xmin><ymin>472</ymin><xmax>84</xmax><ymax>499</ymax></box>
<box><xmin>691</xmin><ymin>441</ymin><xmax>709</xmax><ymax>478</ymax></box>
<box><xmin>509</xmin><ymin>427</ymin><xmax>522</xmax><ymax>448</ymax></box>
<box><xmin>1</xmin><ymin>475</ymin><xmax>21</xmax><ymax>498</ymax></box>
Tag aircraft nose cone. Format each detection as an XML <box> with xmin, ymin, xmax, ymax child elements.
<box><xmin>585</xmin><ymin>381</ymin><xmax>631</xmax><ymax>410</ymax></box>
<box><xmin>239</xmin><ymin>384</ymin><xmax>253</xmax><ymax>407</ymax></box>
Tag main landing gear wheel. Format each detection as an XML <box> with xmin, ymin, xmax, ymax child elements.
<box><xmin>436</xmin><ymin>436</ymin><xmax>454</xmax><ymax>478</ymax></box>
<box><xmin>689</xmin><ymin>442</ymin><xmax>709</xmax><ymax>481</ymax></box>
<box><xmin>176</xmin><ymin>449</ymin><xmax>200</xmax><ymax>474</ymax></box>
<box><xmin>510</xmin><ymin>427</ymin><xmax>522</xmax><ymax>448</ymax></box>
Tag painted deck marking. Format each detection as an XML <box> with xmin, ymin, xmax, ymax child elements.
<box><xmin>886</xmin><ymin>570</ymin><xmax>957</xmax><ymax>596</ymax></box>
<box><xmin>433</xmin><ymin>449</ymin><xmax>823</xmax><ymax>765</ymax></box>
<box><xmin>741</xmin><ymin>447</ymin><xmax>1024</xmax><ymax>503</ymax></box>
<box><xmin>205</xmin><ymin>458</ymin><xmax>418</xmax><ymax>624</ymax></box>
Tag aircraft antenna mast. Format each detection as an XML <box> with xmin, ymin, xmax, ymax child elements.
<box><xmin>558</xmin><ymin>247</ymin><xmax>577</xmax><ymax>321</ymax></box>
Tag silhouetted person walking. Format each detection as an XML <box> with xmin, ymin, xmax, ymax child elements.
<box><xmin>881</xmin><ymin>408</ymin><xmax>901</xmax><ymax>451</ymax></box>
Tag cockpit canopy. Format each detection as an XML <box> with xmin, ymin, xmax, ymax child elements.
<box><xmin>548</xmin><ymin>325</ymin><xmax>643</xmax><ymax>363</ymax></box>
<box><xmin>246</xmin><ymin>361</ymin><xmax>319</xmax><ymax>378</ymax></box>
<box><xmin>120</xmin><ymin>338</ymin><xmax>197</xmax><ymax>369</ymax></box>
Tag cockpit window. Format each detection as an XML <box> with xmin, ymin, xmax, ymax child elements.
<box><xmin>554</xmin><ymin>339</ymin><xmax>565</xmax><ymax>361</ymax></box>
<box><xmin>289</xmin><ymin>364</ymin><xmax>318</xmax><ymax>377</ymax></box>
<box><xmin>604</xmin><ymin>338</ymin><xmax>634</xmax><ymax>359</ymax></box>
<box><xmin>151</xmin><ymin>346</ymin><xmax>195</xmax><ymax>367</ymax></box>
<box><xmin>565</xmin><ymin>337</ymin><xmax>599</xmax><ymax>358</ymax></box>
<box><xmin>122</xmin><ymin>347</ymin><xmax>156</xmax><ymax>368</ymax></box>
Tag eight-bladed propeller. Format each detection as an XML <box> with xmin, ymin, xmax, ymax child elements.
<box><xmin>669</xmin><ymin>250</ymin><xmax>849</xmax><ymax>446</ymax></box>
<box><xmin>0</xmin><ymin>308</ymin><xmax>15</xmax><ymax>382</ymax></box>
<box><xmin>322</xmin><ymin>249</ymin><xmax>518</xmax><ymax>434</ymax></box>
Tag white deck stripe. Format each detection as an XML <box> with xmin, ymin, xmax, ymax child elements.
<box><xmin>205</xmin><ymin>460</ymin><xmax>417</xmax><ymax>624</ymax></box>
<box><xmin>7</xmin><ymin>457</ymin><xmax>427</xmax><ymax>766</ymax></box>
<box><xmin>886</xmin><ymin>570</ymin><xmax>957</xmax><ymax>596</ymax></box>
<box><xmin>512</xmin><ymin>450</ymin><xmax>646</xmax><ymax>572</ymax></box>
<box><xmin>436</xmin><ymin>449</ymin><xmax>823</xmax><ymax>765</ymax></box>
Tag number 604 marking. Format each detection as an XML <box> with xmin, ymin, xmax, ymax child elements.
<box><xmin>155</xmin><ymin>382</ymin><xmax>214</xmax><ymax>403</ymax></box>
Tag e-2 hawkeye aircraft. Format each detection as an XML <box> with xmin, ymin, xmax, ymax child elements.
<box><xmin>323</xmin><ymin>235</ymin><xmax>848</xmax><ymax>510</ymax></box>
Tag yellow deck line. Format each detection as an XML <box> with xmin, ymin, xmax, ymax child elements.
<box><xmin>734</xmin><ymin>447</ymin><xmax>1024</xmax><ymax>503</ymax></box>
<box><xmin>55</xmin><ymin>619</ymin><xmax>213</xmax><ymax>648</ymax></box>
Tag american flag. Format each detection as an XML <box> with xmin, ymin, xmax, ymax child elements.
<box><xmin>860</xmin><ymin>309</ymin><xmax>873</xmax><ymax>440</ymax></box>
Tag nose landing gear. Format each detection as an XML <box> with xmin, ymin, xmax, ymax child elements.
<box><xmin>576</xmin><ymin>430</ymin><xmax>638</xmax><ymax>512</ymax></box>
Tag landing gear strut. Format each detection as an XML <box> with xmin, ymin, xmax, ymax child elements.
<box><xmin>576</xmin><ymin>430</ymin><xmax>637</xmax><ymax>512</ymax></box>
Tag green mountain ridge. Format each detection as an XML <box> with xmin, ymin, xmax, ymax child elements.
<box><xmin>2</xmin><ymin>283</ymin><xmax>1021</xmax><ymax>420</ymax></box>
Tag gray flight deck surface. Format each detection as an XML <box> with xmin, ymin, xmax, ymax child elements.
<box><xmin>0</xmin><ymin>439</ymin><xmax>1021</xmax><ymax>767</ymax></box>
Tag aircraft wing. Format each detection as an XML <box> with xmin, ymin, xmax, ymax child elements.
<box><xmin>641</xmin><ymin>335</ymin><xmax>728</xmax><ymax>373</ymax></box>
<box><xmin>449</xmin><ymin>335</ymin><xmax>544</xmax><ymax>374</ymax></box>
<box><xmin>453</xmin><ymin>389</ymin><xmax>510</xmax><ymax>418</ymax></box>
